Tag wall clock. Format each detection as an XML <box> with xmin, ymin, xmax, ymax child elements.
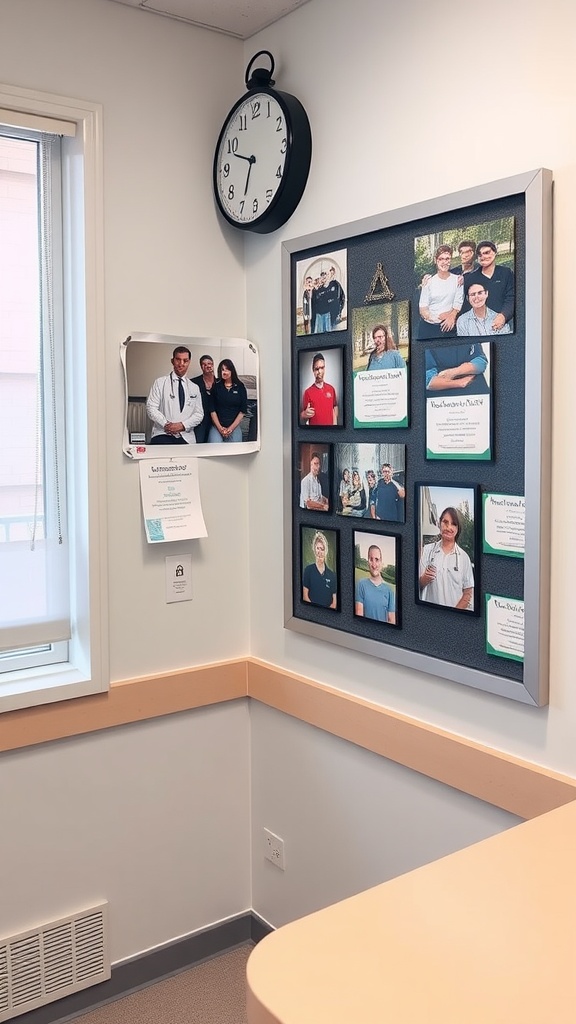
<box><xmin>213</xmin><ymin>51</ymin><xmax>312</xmax><ymax>234</ymax></box>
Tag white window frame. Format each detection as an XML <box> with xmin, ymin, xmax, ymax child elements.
<box><xmin>0</xmin><ymin>82</ymin><xmax>108</xmax><ymax>713</ymax></box>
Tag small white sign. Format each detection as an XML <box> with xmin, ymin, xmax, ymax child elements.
<box><xmin>486</xmin><ymin>594</ymin><xmax>524</xmax><ymax>662</ymax></box>
<box><xmin>165</xmin><ymin>553</ymin><xmax>192</xmax><ymax>604</ymax></box>
<box><xmin>483</xmin><ymin>493</ymin><xmax>525</xmax><ymax>557</ymax></box>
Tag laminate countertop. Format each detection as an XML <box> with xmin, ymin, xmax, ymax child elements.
<box><xmin>247</xmin><ymin>800</ymin><xmax>576</xmax><ymax>1023</ymax></box>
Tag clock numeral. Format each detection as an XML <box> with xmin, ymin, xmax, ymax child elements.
<box><xmin>222</xmin><ymin>163</ymin><xmax>230</xmax><ymax>178</ymax></box>
<box><xmin>276</xmin><ymin>166</ymin><xmax>282</xmax><ymax>178</ymax></box>
<box><xmin>228</xmin><ymin>185</ymin><xmax>235</xmax><ymax>200</ymax></box>
<box><xmin>238</xmin><ymin>114</ymin><xmax>247</xmax><ymax>131</ymax></box>
<box><xmin>276</xmin><ymin>116</ymin><xmax>283</xmax><ymax>132</ymax></box>
<box><xmin>253</xmin><ymin>198</ymin><xmax>259</xmax><ymax>214</ymax></box>
<box><xmin>239</xmin><ymin>200</ymin><xmax>245</xmax><ymax>214</ymax></box>
<box><xmin>280</xmin><ymin>138</ymin><xmax>287</xmax><ymax>154</ymax></box>
<box><xmin>226</xmin><ymin>137</ymin><xmax>239</xmax><ymax>154</ymax></box>
<box><xmin>266</xmin><ymin>101</ymin><xmax>271</xmax><ymax>118</ymax></box>
<box><xmin>266</xmin><ymin>189</ymin><xmax>273</xmax><ymax>203</ymax></box>
<box><xmin>251</xmin><ymin>101</ymin><xmax>261</xmax><ymax>119</ymax></box>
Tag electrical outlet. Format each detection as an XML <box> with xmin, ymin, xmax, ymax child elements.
<box><xmin>263</xmin><ymin>827</ymin><xmax>285</xmax><ymax>870</ymax></box>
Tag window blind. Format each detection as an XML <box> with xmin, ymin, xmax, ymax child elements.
<box><xmin>0</xmin><ymin>130</ymin><xmax>70</xmax><ymax>654</ymax></box>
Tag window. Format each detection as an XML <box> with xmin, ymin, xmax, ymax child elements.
<box><xmin>0</xmin><ymin>87</ymin><xmax>107</xmax><ymax>713</ymax></box>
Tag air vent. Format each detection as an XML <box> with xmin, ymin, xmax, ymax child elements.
<box><xmin>0</xmin><ymin>903</ymin><xmax>109</xmax><ymax>1022</ymax></box>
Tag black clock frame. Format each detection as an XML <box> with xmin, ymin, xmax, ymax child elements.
<box><xmin>212</xmin><ymin>60</ymin><xmax>312</xmax><ymax>235</ymax></box>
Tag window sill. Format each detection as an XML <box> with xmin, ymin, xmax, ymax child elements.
<box><xmin>0</xmin><ymin>662</ymin><xmax>103</xmax><ymax>714</ymax></box>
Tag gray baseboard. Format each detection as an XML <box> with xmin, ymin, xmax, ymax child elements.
<box><xmin>16</xmin><ymin>912</ymin><xmax>273</xmax><ymax>1024</ymax></box>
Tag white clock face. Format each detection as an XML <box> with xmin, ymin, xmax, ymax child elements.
<box><xmin>215</xmin><ymin>92</ymin><xmax>288</xmax><ymax>226</ymax></box>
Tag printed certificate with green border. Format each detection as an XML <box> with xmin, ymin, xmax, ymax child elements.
<box><xmin>485</xmin><ymin>594</ymin><xmax>524</xmax><ymax>662</ymax></box>
<box><xmin>483</xmin><ymin>493</ymin><xmax>525</xmax><ymax>557</ymax></box>
<box><xmin>353</xmin><ymin>366</ymin><xmax>408</xmax><ymax>428</ymax></box>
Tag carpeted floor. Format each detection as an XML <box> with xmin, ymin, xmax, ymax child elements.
<box><xmin>74</xmin><ymin>944</ymin><xmax>253</xmax><ymax>1024</ymax></box>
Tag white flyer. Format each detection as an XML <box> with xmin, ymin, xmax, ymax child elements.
<box><xmin>139</xmin><ymin>458</ymin><xmax>207</xmax><ymax>543</ymax></box>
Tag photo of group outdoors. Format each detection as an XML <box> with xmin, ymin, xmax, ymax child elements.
<box><xmin>416</xmin><ymin>483</ymin><xmax>479</xmax><ymax>614</ymax></box>
<box><xmin>295</xmin><ymin>248</ymin><xmax>347</xmax><ymax>336</ymax></box>
<box><xmin>414</xmin><ymin>218</ymin><xmax>515</xmax><ymax>340</ymax></box>
<box><xmin>300</xmin><ymin>525</ymin><xmax>339</xmax><ymax>611</ymax></box>
<box><xmin>425</xmin><ymin>341</ymin><xmax>492</xmax><ymax>460</ymax></box>
<box><xmin>298</xmin><ymin>443</ymin><xmax>330</xmax><ymax>512</ymax></box>
<box><xmin>334</xmin><ymin>443</ymin><xmax>406</xmax><ymax>522</ymax></box>
<box><xmin>353</xmin><ymin>530</ymin><xmax>399</xmax><ymax>626</ymax></box>
<box><xmin>351</xmin><ymin>301</ymin><xmax>409</xmax><ymax>428</ymax></box>
<box><xmin>299</xmin><ymin>346</ymin><xmax>343</xmax><ymax>427</ymax></box>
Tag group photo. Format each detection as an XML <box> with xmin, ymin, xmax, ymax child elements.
<box><xmin>122</xmin><ymin>334</ymin><xmax>259</xmax><ymax>458</ymax></box>
<box><xmin>334</xmin><ymin>443</ymin><xmax>406</xmax><ymax>522</ymax></box>
<box><xmin>414</xmin><ymin>218</ymin><xmax>515</xmax><ymax>340</ymax></box>
<box><xmin>295</xmin><ymin>248</ymin><xmax>348</xmax><ymax>337</ymax></box>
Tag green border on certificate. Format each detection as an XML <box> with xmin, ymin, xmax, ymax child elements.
<box><xmin>482</xmin><ymin>492</ymin><xmax>525</xmax><ymax>557</ymax></box>
<box><xmin>485</xmin><ymin>593</ymin><xmax>524</xmax><ymax>663</ymax></box>
<box><xmin>426</xmin><ymin>447</ymin><xmax>490</xmax><ymax>461</ymax></box>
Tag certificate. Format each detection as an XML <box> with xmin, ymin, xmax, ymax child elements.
<box><xmin>485</xmin><ymin>594</ymin><xmax>524</xmax><ymax>662</ymax></box>
<box><xmin>139</xmin><ymin>458</ymin><xmax>207</xmax><ymax>543</ymax></box>
<box><xmin>426</xmin><ymin>393</ymin><xmax>491</xmax><ymax>460</ymax></box>
<box><xmin>425</xmin><ymin>342</ymin><xmax>492</xmax><ymax>460</ymax></box>
<box><xmin>483</xmin><ymin>493</ymin><xmax>525</xmax><ymax>557</ymax></box>
<box><xmin>353</xmin><ymin>367</ymin><xmax>408</xmax><ymax>428</ymax></box>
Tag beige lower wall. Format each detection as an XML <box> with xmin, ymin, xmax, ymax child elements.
<box><xmin>2</xmin><ymin>656</ymin><xmax>575</xmax><ymax>819</ymax></box>
<box><xmin>0</xmin><ymin>660</ymin><xmax>248</xmax><ymax>752</ymax></box>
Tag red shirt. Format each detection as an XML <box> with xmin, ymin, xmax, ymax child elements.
<box><xmin>301</xmin><ymin>383</ymin><xmax>337</xmax><ymax>426</ymax></box>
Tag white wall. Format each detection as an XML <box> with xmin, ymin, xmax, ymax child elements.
<box><xmin>0</xmin><ymin>701</ymin><xmax>251</xmax><ymax>962</ymax></box>
<box><xmin>246</xmin><ymin>0</ymin><xmax>576</xmax><ymax>771</ymax></box>
<box><xmin>250</xmin><ymin>703</ymin><xmax>521</xmax><ymax>928</ymax></box>
<box><xmin>0</xmin><ymin>0</ymin><xmax>251</xmax><ymax>962</ymax></box>
<box><xmin>245</xmin><ymin>0</ymin><xmax>576</xmax><ymax>923</ymax></box>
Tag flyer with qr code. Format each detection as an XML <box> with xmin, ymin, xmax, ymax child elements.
<box><xmin>139</xmin><ymin>458</ymin><xmax>207</xmax><ymax>543</ymax></box>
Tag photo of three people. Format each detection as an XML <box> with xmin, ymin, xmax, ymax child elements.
<box><xmin>295</xmin><ymin>248</ymin><xmax>348</xmax><ymax>337</ymax></box>
<box><xmin>414</xmin><ymin>218</ymin><xmax>515</xmax><ymax>341</ymax></box>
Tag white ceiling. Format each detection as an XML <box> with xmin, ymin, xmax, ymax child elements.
<box><xmin>106</xmin><ymin>0</ymin><xmax>312</xmax><ymax>40</ymax></box>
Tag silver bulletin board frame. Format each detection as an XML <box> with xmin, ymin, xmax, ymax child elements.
<box><xmin>282</xmin><ymin>169</ymin><xmax>552</xmax><ymax>706</ymax></box>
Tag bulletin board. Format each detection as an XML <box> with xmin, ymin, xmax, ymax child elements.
<box><xmin>282</xmin><ymin>169</ymin><xmax>552</xmax><ymax>706</ymax></box>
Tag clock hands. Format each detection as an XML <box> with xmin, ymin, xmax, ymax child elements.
<box><xmin>233</xmin><ymin>151</ymin><xmax>256</xmax><ymax>196</ymax></box>
<box><xmin>243</xmin><ymin>155</ymin><xmax>256</xmax><ymax>196</ymax></box>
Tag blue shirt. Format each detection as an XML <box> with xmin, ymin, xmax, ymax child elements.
<box><xmin>356</xmin><ymin>578</ymin><xmax>395</xmax><ymax>621</ymax></box>
<box><xmin>302</xmin><ymin>562</ymin><xmax>337</xmax><ymax>608</ymax></box>
<box><xmin>370</xmin><ymin>479</ymin><xmax>403</xmax><ymax>521</ymax></box>
<box><xmin>367</xmin><ymin>350</ymin><xmax>405</xmax><ymax>370</ymax></box>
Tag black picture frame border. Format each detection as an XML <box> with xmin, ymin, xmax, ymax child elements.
<box><xmin>297</xmin><ymin>441</ymin><xmax>332</xmax><ymax>515</ymax></box>
<box><xmin>298</xmin><ymin>344</ymin><xmax>346</xmax><ymax>430</ymax></box>
<box><xmin>283</xmin><ymin>169</ymin><xmax>552</xmax><ymax>707</ymax></box>
<box><xmin>414</xmin><ymin>481</ymin><xmax>481</xmax><ymax>617</ymax></box>
<box><xmin>423</xmin><ymin>338</ymin><xmax>494</xmax><ymax>463</ymax></box>
<box><xmin>352</xmin><ymin>527</ymin><xmax>402</xmax><ymax>629</ymax></box>
<box><xmin>299</xmin><ymin>523</ymin><xmax>341</xmax><ymax>614</ymax></box>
